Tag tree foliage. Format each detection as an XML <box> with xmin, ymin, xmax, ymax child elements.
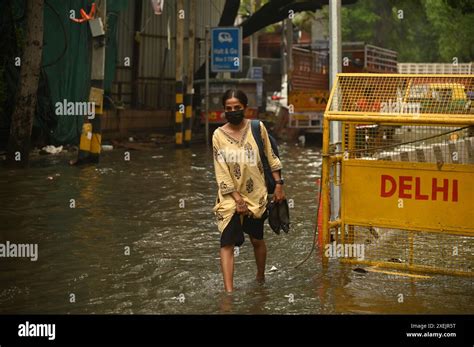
<box><xmin>340</xmin><ymin>0</ymin><xmax>474</xmax><ymax>62</ymax></box>
<box><xmin>424</xmin><ymin>0</ymin><xmax>474</xmax><ymax>61</ymax></box>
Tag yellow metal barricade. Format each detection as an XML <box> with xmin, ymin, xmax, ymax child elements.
<box><xmin>321</xmin><ymin>73</ymin><xmax>474</xmax><ymax>276</ymax></box>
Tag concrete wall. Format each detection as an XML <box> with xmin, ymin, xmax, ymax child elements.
<box><xmin>102</xmin><ymin>109</ymin><xmax>173</xmax><ymax>137</ymax></box>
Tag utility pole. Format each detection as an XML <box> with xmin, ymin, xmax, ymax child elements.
<box><xmin>286</xmin><ymin>18</ymin><xmax>293</xmax><ymax>95</ymax></box>
<box><xmin>329</xmin><ymin>0</ymin><xmax>341</xmax><ymax>220</ymax></box>
<box><xmin>281</xmin><ymin>18</ymin><xmax>293</xmax><ymax>108</ymax></box>
<box><xmin>249</xmin><ymin>0</ymin><xmax>254</xmax><ymax>73</ymax></box>
<box><xmin>249</xmin><ymin>0</ymin><xmax>261</xmax><ymax>74</ymax></box>
<box><xmin>75</xmin><ymin>0</ymin><xmax>106</xmax><ymax>164</ymax></box>
<box><xmin>185</xmin><ymin>0</ymin><xmax>196</xmax><ymax>147</ymax></box>
<box><xmin>175</xmin><ymin>0</ymin><xmax>185</xmax><ymax>147</ymax></box>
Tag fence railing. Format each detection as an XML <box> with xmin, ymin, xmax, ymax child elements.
<box><xmin>321</xmin><ymin>73</ymin><xmax>474</xmax><ymax>276</ymax></box>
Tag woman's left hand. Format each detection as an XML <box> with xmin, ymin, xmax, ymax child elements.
<box><xmin>272</xmin><ymin>184</ymin><xmax>285</xmax><ymax>203</ymax></box>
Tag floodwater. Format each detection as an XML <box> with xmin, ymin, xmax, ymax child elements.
<box><xmin>0</xmin><ymin>141</ymin><xmax>472</xmax><ymax>314</ymax></box>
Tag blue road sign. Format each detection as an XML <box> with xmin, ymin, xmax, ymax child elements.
<box><xmin>211</xmin><ymin>27</ymin><xmax>242</xmax><ymax>73</ymax></box>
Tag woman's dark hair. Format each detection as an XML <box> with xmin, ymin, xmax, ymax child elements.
<box><xmin>222</xmin><ymin>89</ymin><xmax>248</xmax><ymax>108</ymax></box>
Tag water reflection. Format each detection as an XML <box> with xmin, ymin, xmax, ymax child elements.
<box><xmin>0</xmin><ymin>142</ymin><xmax>472</xmax><ymax>314</ymax></box>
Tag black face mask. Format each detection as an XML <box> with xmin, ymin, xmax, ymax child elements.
<box><xmin>225</xmin><ymin>110</ymin><xmax>245</xmax><ymax>125</ymax></box>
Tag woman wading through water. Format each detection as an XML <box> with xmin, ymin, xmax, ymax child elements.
<box><xmin>212</xmin><ymin>89</ymin><xmax>285</xmax><ymax>293</ymax></box>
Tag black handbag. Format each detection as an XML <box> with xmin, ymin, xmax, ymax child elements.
<box><xmin>267</xmin><ymin>198</ymin><xmax>290</xmax><ymax>235</ymax></box>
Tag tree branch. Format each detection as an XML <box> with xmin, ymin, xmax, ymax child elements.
<box><xmin>240</xmin><ymin>0</ymin><xmax>357</xmax><ymax>37</ymax></box>
<box><xmin>218</xmin><ymin>0</ymin><xmax>241</xmax><ymax>26</ymax></box>
<box><xmin>194</xmin><ymin>0</ymin><xmax>358</xmax><ymax>80</ymax></box>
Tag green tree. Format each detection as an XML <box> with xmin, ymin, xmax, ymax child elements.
<box><xmin>339</xmin><ymin>0</ymin><xmax>474</xmax><ymax>63</ymax></box>
<box><xmin>424</xmin><ymin>0</ymin><xmax>474</xmax><ymax>61</ymax></box>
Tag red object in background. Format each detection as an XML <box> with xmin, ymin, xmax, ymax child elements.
<box><xmin>71</xmin><ymin>3</ymin><xmax>96</xmax><ymax>23</ymax></box>
<box><xmin>356</xmin><ymin>98</ymin><xmax>381</xmax><ymax>112</ymax></box>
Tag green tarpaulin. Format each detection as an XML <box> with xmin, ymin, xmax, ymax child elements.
<box><xmin>0</xmin><ymin>0</ymin><xmax>128</xmax><ymax>146</ymax></box>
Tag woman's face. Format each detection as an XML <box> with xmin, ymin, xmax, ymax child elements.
<box><xmin>224</xmin><ymin>97</ymin><xmax>245</xmax><ymax>112</ymax></box>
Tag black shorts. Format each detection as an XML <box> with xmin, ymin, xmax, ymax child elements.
<box><xmin>220</xmin><ymin>210</ymin><xmax>268</xmax><ymax>248</ymax></box>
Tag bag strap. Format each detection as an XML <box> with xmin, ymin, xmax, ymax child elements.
<box><xmin>250</xmin><ymin>120</ymin><xmax>268</xmax><ymax>167</ymax></box>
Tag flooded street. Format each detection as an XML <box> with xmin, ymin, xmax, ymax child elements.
<box><xmin>0</xmin><ymin>142</ymin><xmax>472</xmax><ymax>314</ymax></box>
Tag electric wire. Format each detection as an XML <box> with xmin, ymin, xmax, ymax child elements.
<box><xmin>294</xmin><ymin>173</ymin><xmax>322</xmax><ymax>269</ymax></box>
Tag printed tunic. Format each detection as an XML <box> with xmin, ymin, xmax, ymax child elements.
<box><xmin>212</xmin><ymin>120</ymin><xmax>282</xmax><ymax>233</ymax></box>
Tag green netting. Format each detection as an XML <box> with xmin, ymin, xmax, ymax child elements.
<box><xmin>0</xmin><ymin>0</ymin><xmax>128</xmax><ymax>146</ymax></box>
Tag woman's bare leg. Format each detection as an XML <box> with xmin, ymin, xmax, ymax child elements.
<box><xmin>250</xmin><ymin>236</ymin><xmax>266</xmax><ymax>282</ymax></box>
<box><xmin>220</xmin><ymin>245</ymin><xmax>234</xmax><ymax>292</ymax></box>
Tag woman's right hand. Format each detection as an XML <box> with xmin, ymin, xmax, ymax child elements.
<box><xmin>235</xmin><ymin>198</ymin><xmax>249</xmax><ymax>215</ymax></box>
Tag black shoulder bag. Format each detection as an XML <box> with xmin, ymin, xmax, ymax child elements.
<box><xmin>250</xmin><ymin>120</ymin><xmax>290</xmax><ymax>234</ymax></box>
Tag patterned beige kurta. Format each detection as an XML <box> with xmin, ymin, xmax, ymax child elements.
<box><xmin>212</xmin><ymin>120</ymin><xmax>282</xmax><ymax>233</ymax></box>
